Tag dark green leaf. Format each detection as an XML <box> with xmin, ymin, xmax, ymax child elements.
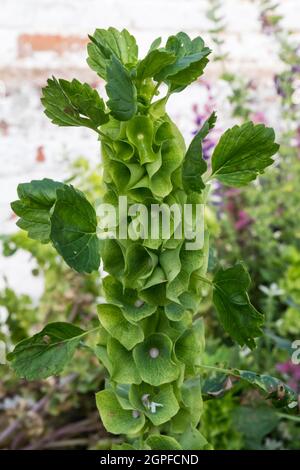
<box><xmin>50</xmin><ymin>185</ymin><xmax>100</xmax><ymax>273</ymax></box>
<box><xmin>212</xmin><ymin>263</ymin><xmax>264</xmax><ymax>349</ymax></box>
<box><xmin>182</xmin><ymin>112</ymin><xmax>216</xmax><ymax>193</ymax></box>
<box><xmin>155</xmin><ymin>33</ymin><xmax>211</xmax><ymax>91</ymax></box>
<box><xmin>137</xmin><ymin>49</ymin><xmax>176</xmax><ymax>81</ymax></box>
<box><xmin>11</xmin><ymin>178</ymin><xmax>64</xmax><ymax>243</ymax></box>
<box><xmin>7</xmin><ymin>322</ymin><xmax>85</xmax><ymax>379</ymax></box>
<box><xmin>211</xmin><ymin>122</ymin><xmax>279</xmax><ymax>186</ymax></box>
<box><xmin>236</xmin><ymin>369</ymin><xmax>298</xmax><ymax>408</ymax></box>
<box><xmin>233</xmin><ymin>406</ymin><xmax>279</xmax><ymax>449</ymax></box>
<box><xmin>87</xmin><ymin>27</ymin><xmax>138</xmax><ymax>80</ymax></box>
<box><xmin>41</xmin><ymin>77</ymin><xmax>108</xmax><ymax>130</ymax></box>
<box><xmin>106</xmin><ymin>56</ymin><xmax>137</xmax><ymax>121</ymax></box>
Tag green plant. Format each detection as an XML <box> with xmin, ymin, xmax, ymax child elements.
<box><xmin>6</xmin><ymin>28</ymin><xmax>298</xmax><ymax>450</ymax></box>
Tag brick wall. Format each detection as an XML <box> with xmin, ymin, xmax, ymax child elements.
<box><xmin>0</xmin><ymin>0</ymin><xmax>298</xmax><ymax>295</ymax></box>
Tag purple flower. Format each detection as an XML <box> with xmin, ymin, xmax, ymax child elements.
<box><xmin>235</xmin><ymin>210</ymin><xmax>252</xmax><ymax>231</ymax></box>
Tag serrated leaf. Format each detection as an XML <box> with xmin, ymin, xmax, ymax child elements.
<box><xmin>87</xmin><ymin>27</ymin><xmax>138</xmax><ymax>80</ymax></box>
<box><xmin>146</xmin><ymin>435</ymin><xmax>182</xmax><ymax>450</ymax></box>
<box><xmin>182</xmin><ymin>112</ymin><xmax>217</xmax><ymax>193</ymax></box>
<box><xmin>7</xmin><ymin>322</ymin><xmax>85</xmax><ymax>380</ymax></box>
<box><xmin>106</xmin><ymin>56</ymin><xmax>137</xmax><ymax>121</ymax></box>
<box><xmin>202</xmin><ymin>367</ymin><xmax>298</xmax><ymax>409</ymax></box>
<box><xmin>213</xmin><ymin>263</ymin><xmax>264</xmax><ymax>349</ymax></box>
<box><xmin>211</xmin><ymin>122</ymin><xmax>279</xmax><ymax>186</ymax></box>
<box><xmin>155</xmin><ymin>32</ymin><xmax>211</xmax><ymax>91</ymax></box>
<box><xmin>97</xmin><ymin>303</ymin><xmax>144</xmax><ymax>350</ymax></box>
<box><xmin>96</xmin><ymin>389</ymin><xmax>145</xmax><ymax>435</ymax></box>
<box><xmin>137</xmin><ymin>49</ymin><xmax>176</xmax><ymax>81</ymax></box>
<box><xmin>11</xmin><ymin>178</ymin><xmax>64</xmax><ymax>243</ymax></box>
<box><xmin>41</xmin><ymin>77</ymin><xmax>108</xmax><ymax>130</ymax></box>
<box><xmin>50</xmin><ymin>185</ymin><xmax>100</xmax><ymax>273</ymax></box>
<box><xmin>133</xmin><ymin>333</ymin><xmax>180</xmax><ymax>386</ymax></box>
<box><xmin>236</xmin><ymin>369</ymin><xmax>298</xmax><ymax>408</ymax></box>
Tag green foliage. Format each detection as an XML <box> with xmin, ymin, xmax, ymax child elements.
<box><xmin>12</xmin><ymin>181</ymin><xmax>100</xmax><ymax>273</ymax></box>
<box><xmin>11</xmin><ymin>179</ymin><xmax>64</xmax><ymax>243</ymax></box>
<box><xmin>41</xmin><ymin>78</ymin><xmax>108</xmax><ymax>129</ymax></box>
<box><xmin>50</xmin><ymin>185</ymin><xmax>100</xmax><ymax>273</ymax></box>
<box><xmin>7</xmin><ymin>322</ymin><xmax>86</xmax><ymax>380</ymax></box>
<box><xmin>8</xmin><ymin>27</ymin><xmax>289</xmax><ymax>451</ymax></box>
<box><xmin>211</xmin><ymin>122</ymin><xmax>279</xmax><ymax>186</ymax></box>
<box><xmin>213</xmin><ymin>263</ymin><xmax>264</xmax><ymax>349</ymax></box>
<box><xmin>106</xmin><ymin>56</ymin><xmax>137</xmax><ymax>121</ymax></box>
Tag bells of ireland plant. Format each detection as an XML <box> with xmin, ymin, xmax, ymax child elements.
<box><xmin>8</xmin><ymin>28</ymin><xmax>297</xmax><ymax>450</ymax></box>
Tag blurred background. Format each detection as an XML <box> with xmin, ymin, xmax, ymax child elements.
<box><xmin>0</xmin><ymin>0</ymin><xmax>299</xmax><ymax>450</ymax></box>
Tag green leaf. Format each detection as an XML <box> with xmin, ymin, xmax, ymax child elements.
<box><xmin>11</xmin><ymin>178</ymin><xmax>64</xmax><ymax>243</ymax></box>
<box><xmin>96</xmin><ymin>389</ymin><xmax>145</xmax><ymax>435</ymax></box>
<box><xmin>175</xmin><ymin>319</ymin><xmax>205</xmax><ymax>374</ymax></box>
<box><xmin>7</xmin><ymin>322</ymin><xmax>85</xmax><ymax>380</ymax></box>
<box><xmin>129</xmin><ymin>383</ymin><xmax>179</xmax><ymax>426</ymax></box>
<box><xmin>97</xmin><ymin>303</ymin><xmax>144</xmax><ymax>350</ymax></box>
<box><xmin>211</xmin><ymin>122</ymin><xmax>279</xmax><ymax>186</ymax></box>
<box><xmin>179</xmin><ymin>426</ymin><xmax>212</xmax><ymax>450</ymax></box>
<box><xmin>106</xmin><ymin>56</ymin><xmax>137</xmax><ymax>121</ymax></box>
<box><xmin>202</xmin><ymin>367</ymin><xmax>298</xmax><ymax>408</ymax></box>
<box><xmin>235</xmin><ymin>369</ymin><xmax>298</xmax><ymax>408</ymax></box>
<box><xmin>148</xmin><ymin>37</ymin><xmax>162</xmax><ymax>52</ymax></box>
<box><xmin>87</xmin><ymin>27</ymin><xmax>138</xmax><ymax>80</ymax></box>
<box><xmin>50</xmin><ymin>185</ymin><xmax>100</xmax><ymax>273</ymax></box>
<box><xmin>155</xmin><ymin>33</ymin><xmax>211</xmax><ymax>91</ymax></box>
<box><xmin>146</xmin><ymin>435</ymin><xmax>182</xmax><ymax>450</ymax></box>
<box><xmin>212</xmin><ymin>263</ymin><xmax>264</xmax><ymax>349</ymax></box>
<box><xmin>182</xmin><ymin>112</ymin><xmax>217</xmax><ymax>193</ymax></box>
<box><xmin>137</xmin><ymin>49</ymin><xmax>176</xmax><ymax>81</ymax></box>
<box><xmin>41</xmin><ymin>77</ymin><xmax>108</xmax><ymax>130</ymax></box>
<box><xmin>107</xmin><ymin>337</ymin><xmax>141</xmax><ymax>384</ymax></box>
<box><xmin>133</xmin><ymin>333</ymin><xmax>180</xmax><ymax>386</ymax></box>
<box><xmin>233</xmin><ymin>406</ymin><xmax>279</xmax><ymax>449</ymax></box>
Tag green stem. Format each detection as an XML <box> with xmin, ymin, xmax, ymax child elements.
<box><xmin>197</xmin><ymin>364</ymin><xmax>236</xmax><ymax>376</ymax></box>
<box><xmin>276</xmin><ymin>413</ymin><xmax>300</xmax><ymax>423</ymax></box>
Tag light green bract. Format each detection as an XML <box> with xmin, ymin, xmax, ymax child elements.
<box><xmin>9</xmin><ymin>28</ymin><xmax>288</xmax><ymax>451</ymax></box>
